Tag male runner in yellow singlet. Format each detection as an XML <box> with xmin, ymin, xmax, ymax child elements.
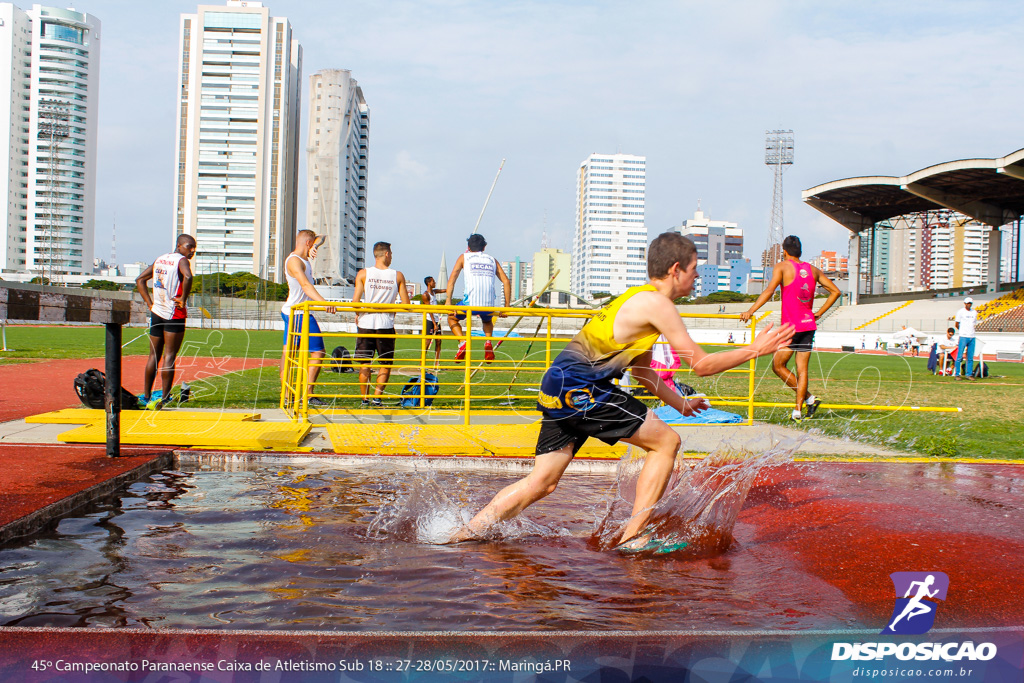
<box><xmin>451</xmin><ymin>232</ymin><xmax>794</xmax><ymax>548</ymax></box>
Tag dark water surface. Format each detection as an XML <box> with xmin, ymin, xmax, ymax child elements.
<box><xmin>0</xmin><ymin>458</ymin><xmax>860</xmax><ymax>631</ymax></box>
<box><xmin>3</xmin><ymin>458</ymin><xmax>1019</xmax><ymax>632</ymax></box>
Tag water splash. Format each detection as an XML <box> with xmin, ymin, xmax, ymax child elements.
<box><xmin>367</xmin><ymin>467</ymin><xmax>565</xmax><ymax>545</ymax></box>
<box><xmin>592</xmin><ymin>433</ymin><xmax>804</xmax><ymax>557</ymax></box>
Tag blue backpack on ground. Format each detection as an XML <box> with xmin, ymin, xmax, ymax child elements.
<box><xmin>400</xmin><ymin>373</ymin><xmax>439</xmax><ymax>408</ymax></box>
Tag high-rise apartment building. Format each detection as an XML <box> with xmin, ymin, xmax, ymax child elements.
<box><xmin>1</xmin><ymin>4</ymin><xmax>100</xmax><ymax>278</ymax></box>
<box><xmin>174</xmin><ymin>1</ymin><xmax>301</xmax><ymax>281</ymax></box>
<box><xmin>853</xmin><ymin>211</ymin><xmax>996</xmax><ymax>294</ymax></box>
<box><xmin>307</xmin><ymin>69</ymin><xmax>367</xmax><ymax>285</ymax></box>
<box><xmin>811</xmin><ymin>250</ymin><xmax>848</xmax><ymax>273</ymax></box>
<box><xmin>674</xmin><ymin>206</ymin><xmax>743</xmax><ymax>266</ymax></box>
<box><xmin>500</xmin><ymin>257</ymin><xmax>532</xmax><ymax>301</ymax></box>
<box><xmin>571</xmin><ymin>153</ymin><xmax>647</xmax><ymax>297</ymax></box>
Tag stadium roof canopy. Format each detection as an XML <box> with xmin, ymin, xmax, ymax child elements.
<box><xmin>802</xmin><ymin>147</ymin><xmax>1024</xmax><ymax>233</ymax></box>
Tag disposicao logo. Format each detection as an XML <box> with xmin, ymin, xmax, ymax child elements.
<box><xmin>831</xmin><ymin>571</ymin><xmax>998</xmax><ymax>663</ymax></box>
<box><xmin>881</xmin><ymin>571</ymin><xmax>949</xmax><ymax>635</ymax></box>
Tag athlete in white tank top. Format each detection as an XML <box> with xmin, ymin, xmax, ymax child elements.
<box><xmin>151</xmin><ymin>252</ymin><xmax>186</xmax><ymax>320</ymax></box>
<box><xmin>443</xmin><ymin>234</ymin><xmax>513</xmax><ymax>363</ymax></box>
<box><xmin>352</xmin><ymin>242</ymin><xmax>412</xmax><ymax>404</ymax></box>
<box><xmin>135</xmin><ymin>235</ymin><xmax>196</xmax><ymax>408</ymax></box>
<box><xmin>279</xmin><ymin>231</ymin><xmax>335</xmax><ymax>409</ymax></box>
<box><xmin>282</xmin><ymin>253</ymin><xmax>314</xmax><ymax>315</ymax></box>
<box><xmin>460</xmin><ymin>251</ymin><xmax>498</xmax><ymax>307</ymax></box>
<box><xmin>359</xmin><ymin>266</ymin><xmax>400</xmax><ymax>329</ymax></box>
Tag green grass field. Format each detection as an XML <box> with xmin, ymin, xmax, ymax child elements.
<box><xmin>4</xmin><ymin>325</ymin><xmax>1020</xmax><ymax>459</ymax></box>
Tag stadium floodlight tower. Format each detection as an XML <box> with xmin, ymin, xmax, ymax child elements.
<box><xmin>763</xmin><ymin>129</ymin><xmax>794</xmax><ymax>288</ymax></box>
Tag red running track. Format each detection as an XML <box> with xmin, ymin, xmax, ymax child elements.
<box><xmin>739</xmin><ymin>461</ymin><xmax>1024</xmax><ymax>629</ymax></box>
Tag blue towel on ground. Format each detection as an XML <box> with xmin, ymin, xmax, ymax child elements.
<box><xmin>654</xmin><ymin>404</ymin><xmax>744</xmax><ymax>424</ymax></box>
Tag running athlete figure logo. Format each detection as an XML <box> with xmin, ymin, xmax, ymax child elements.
<box><xmin>881</xmin><ymin>572</ymin><xmax>949</xmax><ymax>635</ymax></box>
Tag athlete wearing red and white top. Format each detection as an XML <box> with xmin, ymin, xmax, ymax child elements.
<box><xmin>741</xmin><ymin>235</ymin><xmax>841</xmax><ymax>421</ymax></box>
<box><xmin>444</xmin><ymin>233</ymin><xmax>512</xmax><ymax>363</ymax></box>
<box><xmin>135</xmin><ymin>234</ymin><xmax>196</xmax><ymax>408</ymax></box>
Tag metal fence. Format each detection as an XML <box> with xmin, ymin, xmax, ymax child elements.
<box><xmin>281</xmin><ymin>301</ymin><xmax>759</xmax><ymax>425</ymax></box>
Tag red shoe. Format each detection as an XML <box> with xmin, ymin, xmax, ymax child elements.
<box><xmin>484</xmin><ymin>341</ymin><xmax>495</xmax><ymax>362</ymax></box>
<box><xmin>454</xmin><ymin>342</ymin><xmax>467</xmax><ymax>362</ymax></box>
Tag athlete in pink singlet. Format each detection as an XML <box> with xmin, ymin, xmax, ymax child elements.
<box><xmin>741</xmin><ymin>236</ymin><xmax>841</xmax><ymax>421</ymax></box>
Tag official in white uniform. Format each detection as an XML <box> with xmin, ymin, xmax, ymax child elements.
<box><xmin>444</xmin><ymin>234</ymin><xmax>512</xmax><ymax>362</ymax></box>
<box><xmin>352</xmin><ymin>241</ymin><xmax>411</xmax><ymax>406</ymax></box>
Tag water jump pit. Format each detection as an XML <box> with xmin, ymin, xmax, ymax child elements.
<box><xmin>1</xmin><ymin>443</ymin><xmax>1021</xmax><ymax>634</ymax></box>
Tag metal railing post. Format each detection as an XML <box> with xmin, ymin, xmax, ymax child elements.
<box><xmin>463</xmin><ymin>305</ymin><xmax>472</xmax><ymax>425</ymax></box>
<box><xmin>298</xmin><ymin>303</ymin><xmax>311</xmax><ymax>423</ymax></box>
<box><xmin>419</xmin><ymin>311</ymin><xmax>427</xmax><ymax>408</ymax></box>
<box><xmin>747</xmin><ymin>317</ymin><xmax>757</xmax><ymax>425</ymax></box>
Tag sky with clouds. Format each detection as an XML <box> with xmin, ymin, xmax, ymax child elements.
<box><xmin>88</xmin><ymin>0</ymin><xmax>1024</xmax><ymax>281</ymax></box>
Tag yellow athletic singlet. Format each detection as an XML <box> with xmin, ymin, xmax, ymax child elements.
<box><xmin>537</xmin><ymin>285</ymin><xmax>661</xmax><ymax>416</ymax></box>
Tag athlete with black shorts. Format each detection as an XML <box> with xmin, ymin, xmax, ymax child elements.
<box><xmin>352</xmin><ymin>242</ymin><xmax>411</xmax><ymax>407</ymax></box>
<box><xmin>741</xmin><ymin>235</ymin><xmax>841</xmax><ymax>421</ymax></box>
<box><xmin>451</xmin><ymin>232</ymin><xmax>795</xmax><ymax>549</ymax></box>
<box><xmin>136</xmin><ymin>234</ymin><xmax>196</xmax><ymax>410</ymax></box>
<box><xmin>421</xmin><ymin>276</ymin><xmax>446</xmax><ymax>370</ymax></box>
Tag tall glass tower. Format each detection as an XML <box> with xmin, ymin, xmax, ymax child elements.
<box><xmin>174</xmin><ymin>1</ymin><xmax>301</xmax><ymax>281</ymax></box>
<box><xmin>1</xmin><ymin>4</ymin><xmax>100</xmax><ymax>279</ymax></box>
<box><xmin>571</xmin><ymin>153</ymin><xmax>648</xmax><ymax>298</ymax></box>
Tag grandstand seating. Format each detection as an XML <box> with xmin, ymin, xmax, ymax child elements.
<box><xmin>978</xmin><ymin>304</ymin><xmax>1024</xmax><ymax>332</ymax></box>
<box><xmin>975</xmin><ymin>288</ymin><xmax>1024</xmax><ymax>322</ymax></box>
<box><xmin>854</xmin><ymin>301</ymin><xmax>912</xmax><ymax>331</ymax></box>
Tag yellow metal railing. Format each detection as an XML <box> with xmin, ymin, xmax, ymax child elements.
<box><xmin>282</xmin><ymin>301</ymin><xmax>759</xmax><ymax>425</ymax></box>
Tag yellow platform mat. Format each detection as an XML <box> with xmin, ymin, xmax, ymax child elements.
<box><xmin>325</xmin><ymin>423</ymin><xmax>630</xmax><ymax>459</ymax></box>
<box><xmin>27</xmin><ymin>408</ymin><xmax>260</xmax><ymax>424</ymax></box>
<box><xmin>326</xmin><ymin>424</ymin><xmax>490</xmax><ymax>456</ymax></box>
<box><xmin>454</xmin><ymin>424</ymin><xmax>629</xmax><ymax>459</ymax></box>
<box><xmin>58</xmin><ymin>420</ymin><xmax>310</xmax><ymax>450</ymax></box>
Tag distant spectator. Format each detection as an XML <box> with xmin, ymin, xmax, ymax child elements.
<box><xmin>953</xmin><ymin>297</ymin><xmax>977</xmax><ymax>380</ymax></box>
<box><xmin>861</xmin><ymin>335</ymin><xmax>866</xmax><ymax>349</ymax></box>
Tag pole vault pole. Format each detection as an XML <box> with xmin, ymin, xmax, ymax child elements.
<box><xmin>471</xmin><ymin>158</ymin><xmax>505</xmax><ymax>235</ymax></box>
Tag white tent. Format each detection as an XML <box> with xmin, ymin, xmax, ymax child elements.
<box><xmin>890</xmin><ymin>327</ymin><xmax>928</xmax><ymax>344</ymax></box>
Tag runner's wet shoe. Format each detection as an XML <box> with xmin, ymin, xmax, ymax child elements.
<box><xmin>308</xmin><ymin>397</ymin><xmax>328</xmax><ymax>409</ymax></box>
<box><xmin>454</xmin><ymin>342</ymin><xmax>467</xmax><ymax>362</ymax></box>
<box><xmin>484</xmin><ymin>341</ymin><xmax>495</xmax><ymax>362</ymax></box>
<box><xmin>805</xmin><ymin>398</ymin><xmax>822</xmax><ymax>418</ymax></box>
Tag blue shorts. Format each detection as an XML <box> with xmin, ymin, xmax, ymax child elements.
<box><xmin>455</xmin><ymin>297</ymin><xmax>494</xmax><ymax>324</ymax></box>
<box><xmin>281</xmin><ymin>312</ymin><xmax>325</xmax><ymax>353</ymax></box>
